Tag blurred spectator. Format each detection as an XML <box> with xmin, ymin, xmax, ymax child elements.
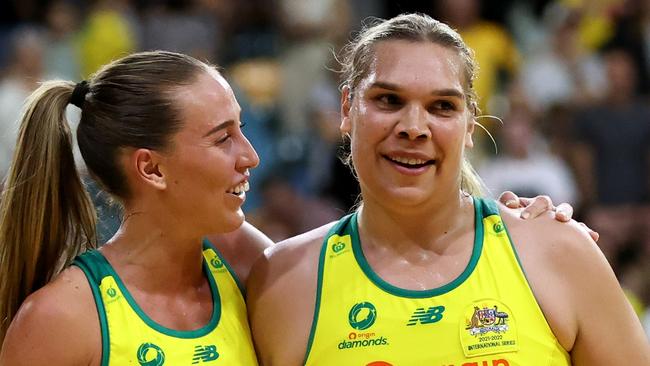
<box><xmin>304</xmin><ymin>76</ymin><xmax>342</xmax><ymax>197</ymax></box>
<box><xmin>44</xmin><ymin>0</ymin><xmax>81</xmax><ymax>80</ymax></box>
<box><xmin>228</xmin><ymin>58</ymin><xmax>282</xmax><ymax>211</ymax></box>
<box><xmin>436</xmin><ymin>0</ymin><xmax>520</xmax><ymax>115</ymax></box>
<box><xmin>218</xmin><ymin>0</ymin><xmax>279</xmax><ymax>64</ymax></box>
<box><xmin>276</xmin><ymin>0</ymin><xmax>351</xmax><ymax>170</ymax></box>
<box><xmin>608</xmin><ymin>0</ymin><xmax>650</xmax><ymax>94</ymax></box>
<box><xmin>571</xmin><ymin>48</ymin><xmax>650</xmax><ymax>263</ymax></box>
<box><xmin>506</xmin><ymin>0</ymin><xmax>553</xmax><ymax>56</ymax></box>
<box><xmin>521</xmin><ymin>6</ymin><xmax>606</xmax><ymax>112</ymax></box>
<box><xmin>77</xmin><ymin>0</ymin><xmax>138</xmax><ymax>77</ymax></box>
<box><xmin>0</xmin><ymin>27</ymin><xmax>45</xmax><ymax>181</ymax></box>
<box><xmin>479</xmin><ymin>103</ymin><xmax>579</xmax><ymax>205</ymax></box>
<box><xmin>556</xmin><ymin>0</ymin><xmax>621</xmax><ymax>50</ymax></box>
<box><xmin>141</xmin><ymin>0</ymin><xmax>220</xmax><ymax>62</ymax></box>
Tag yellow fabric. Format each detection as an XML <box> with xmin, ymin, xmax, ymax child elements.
<box><xmin>459</xmin><ymin>22</ymin><xmax>520</xmax><ymax>115</ymax></box>
<box><xmin>624</xmin><ymin>289</ymin><xmax>647</xmax><ymax>319</ymax></box>
<box><xmin>78</xmin><ymin>10</ymin><xmax>136</xmax><ymax>77</ymax></box>
<box><xmin>76</xmin><ymin>244</ymin><xmax>257</xmax><ymax>366</ymax></box>
<box><xmin>304</xmin><ymin>198</ymin><xmax>570</xmax><ymax>366</ymax></box>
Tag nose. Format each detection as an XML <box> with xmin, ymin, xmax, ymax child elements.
<box><xmin>396</xmin><ymin>104</ymin><xmax>431</xmax><ymax>140</ymax></box>
<box><xmin>239</xmin><ymin>134</ymin><xmax>260</xmax><ymax>170</ymax></box>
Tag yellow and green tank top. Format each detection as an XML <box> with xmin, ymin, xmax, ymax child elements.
<box><xmin>304</xmin><ymin>197</ymin><xmax>570</xmax><ymax>366</ymax></box>
<box><xmin>73</xmin><ymin>239</ymin><xmax>258</xmax><ymax>366</ymax></box>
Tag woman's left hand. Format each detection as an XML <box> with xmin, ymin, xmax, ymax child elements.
<box><xmin>498</xmin><ymin>191</ymin><xmax>599</xmax><ymax>242</ymax></box>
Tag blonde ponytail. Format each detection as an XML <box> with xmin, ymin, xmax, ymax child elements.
<box><xmin>0</xmin><ymin>81</ymin><xmax>97</xmax><ymax>345</ymax></box>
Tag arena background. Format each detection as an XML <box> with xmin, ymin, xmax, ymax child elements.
<box><xmin>0</xmin><ymin>0</ymin><xmax>648</xmax><ymax>337</ymax></box>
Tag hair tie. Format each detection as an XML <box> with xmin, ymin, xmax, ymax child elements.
<box><xmin>69</xmin><ymin>80</ymin><xmax>89</xmax><ymax>108</ymax></box>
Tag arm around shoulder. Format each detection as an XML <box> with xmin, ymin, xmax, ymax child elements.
<box><xmin>206</xmin><ymin>221</ymin><xmax>274</xmax><ymax>286</ymax></box>
<box><xmin>247</xmin><ymin>224</ymin><xmax>332</xmax><ymax>366</ymax></box>
<box><xmin>0</xmin><ymin>267</ymin><xmax>100</xmax><ymax>366</ymax></box>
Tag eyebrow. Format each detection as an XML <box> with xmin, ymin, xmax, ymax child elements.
<box><xmin>203</xmin><ymin>120</ymin><xmax>235</xmax><ymax>138</ymax></box>
<box><xmin>369</xmin><ymin>81</ymin><xmax>465</xmax><ymax>99</ymax></box>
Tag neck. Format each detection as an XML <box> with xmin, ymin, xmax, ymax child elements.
<box><xmin>101</xmin><ymin>206</ymin><xmax>206</xmax><ymax>292</ymax></box>
<box><xmin>358</xmin><ymin>191</ymin><xmax>474</xmax><ymax>254</ymax></box>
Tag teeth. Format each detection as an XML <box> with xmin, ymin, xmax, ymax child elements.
<box><xmin>391</xmin><ymin>156</ymin><xmax>427</xmax><ymax>165</ymax></box>
<box><xmin>228</xmin><ymin>181</ymin><xmax>250</xmax><ymax>195</ymax></box>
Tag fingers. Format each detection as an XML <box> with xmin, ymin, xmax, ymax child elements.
<box><xmin>509</xmin><ymin>194</ymin><xmax>599</xmax><ymax>242</ymax></box>
<box><xmin>498</xmin><ymin>191</ymin><xmax>520</xmax><ymax>208</ymax></box>
<box><xmin>520</xmin><ymin>195</ymin><xmax>552</xmax><ymax>219</ymax></box>
<box><xmin>579</xmin><ymin>222</ymin><xmax>600</xmax><ymax>242</ymax></box>
<box><xmin>554</xmin><ymin>203</ymin><xmax>573</xmax><ymax>222</ymax></box>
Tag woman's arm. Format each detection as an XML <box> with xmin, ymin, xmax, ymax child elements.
<box><xmin>506</xmin><ymin>211</ymin><xmax>649</xmax><ymax>365</ymax></box>
<box><xmin>555</xmin><ymin>223</ymin><xmax>650</xmax><ymax>365</ymax></box>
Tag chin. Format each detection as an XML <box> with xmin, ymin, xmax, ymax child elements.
<box><xmin>222</xmin><ymin>210</ymin><xmax>246</xmax><ymax>233</ymax></box>
<box><xmin>386</xmin><ymin>187</ymin><xmax>432</xmax><ymax>204</ymax></box>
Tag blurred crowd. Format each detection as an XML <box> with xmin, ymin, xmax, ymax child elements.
<box><xmin>0</xmin><ymin>0</ymin><xmax>648</xmax><ymax>335</ymax></box>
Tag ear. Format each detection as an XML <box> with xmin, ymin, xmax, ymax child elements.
<box><xmin>465</xmin><ymin>116</ymin><xmax>476</xmax><ymax>149</ymax></box>
<box><xmin>132</xmin><ymin>148</ymin><xmax>167</xmax><ymax>190</ymax></box>
<box><xmin>340</xmin><ymin>85</ymin><xmax>352</xmax><ymax>135</ymax></box>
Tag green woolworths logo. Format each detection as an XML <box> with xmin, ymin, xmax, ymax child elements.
<box><xmin>332</xmin><ymin>241</ymin><xmax>346</xmax><ymax>253</ymax></box>
<box><xmin>137</xmin><ymin>342</ymin><xmax>165</xmax><ymax>366</ymax></box>
<box><xmin>210</xmin><ymin>257</ymin><xmax>224</xmax><ymax>269</ymax></box>
<box><xmin>348</xmin><ymin>302</ymin><xmax>377</xmax><ymax>330</ymax></box>
<box><xmin>493</xmin><ymin>222</ymin><xmax>504</xmax><ymax>233</ymax></box>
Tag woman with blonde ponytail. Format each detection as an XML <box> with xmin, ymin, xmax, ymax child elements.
<box><xmin>0</xmin><ymin>51</ymin><xmax>271</xmax><ymax>365</ymax></box>
<box><xmin>0</xmin><ymin>80</ymin><xmax>97</xmax><ymax>344</ymax></box>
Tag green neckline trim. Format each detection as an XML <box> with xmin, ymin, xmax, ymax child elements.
<box><xmin>94</xmin><ymin>250</ymin><xmax>222</xmax><ymax>338</ymax></box>
<box><xmin>350</xmin><ymin>197</ymin><xmax>485</xmax><ymax>298</ymax></box>
<box><xmin>202</xmin><ymin>238</ymin><xmax>246</xmax><ymax>297</ymax></box>
<box><xmin>302</xmin><ymin>218</ymin><xmax>350</xmax><ymax>365</ymax></box>
<box><xmin>74</xmin><ymin>258</ymin><xmax>111</xmax><ymax>366</ymax></box>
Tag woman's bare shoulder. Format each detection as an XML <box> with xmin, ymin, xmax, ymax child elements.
<box><xmin>1</xmin><ymin>266</ymin><xmax>100</xmax><ymax>365</ymax></box>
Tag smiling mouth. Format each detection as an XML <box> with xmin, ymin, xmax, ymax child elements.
<box><xmin>385</xmin><ymin>155</ymin><xmax>436</xmax><ymax>169</ymax></box>
<box><xmin>227</xmin><ymin>181</ymin><xmax>250</xmax><ymax>196</ymax></box>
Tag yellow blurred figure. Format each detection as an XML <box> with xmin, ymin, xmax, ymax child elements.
<box><xmin>559</xmin><ymin>0</ymin><xmax>624</xmax><ymax>51</ymax></box>
<box><xmin>437</xmin><ymin>0</ymin><xmax>520</xmax><ymax>115</ymax></box>
<box><xmin>78</xmin><ymin>3</ymin><xmax>136</xmax><ymax>77</ymax></box>
<box><xmin>459</xmin><ymin>23</ymin><xmax>520</xmax><ymax>114</ymax></box>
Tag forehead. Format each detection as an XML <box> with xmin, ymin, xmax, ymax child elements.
<box><xmin>174</xmin><ymin>70</ymin><xmax>240</xmax><ymax>131</ymax></box>
<box><xmin>360</xmin><ymin>40</ymin><xmax>464</xmax><ymax>92</ymax></box>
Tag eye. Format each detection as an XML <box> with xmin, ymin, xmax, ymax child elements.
<box><xmin>214</xmin><ymin>133</ymin><xmax>231</xmax><ymax>144</ymax></box>
<box><xmin>429</xmin><ymin>100</ymin><xmax>457</xmax><ymax>114</ymax></box>
<box><xmin>239</xmin><ymin>121</ymin><xmax>247</xmax><ymax>128</ymax></box>
<box><xmin>375</xmin><ymin>94</ymin><xmax>402</xmax><ymax>109</ymax></box>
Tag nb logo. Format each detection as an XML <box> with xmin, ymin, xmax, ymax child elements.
<box><xmin>192</xmin><ymin>345</ymin><xmax>219</xmax><ymax>364</ymax></box>
<box><xmin>406</xmin><ymin>306</ymin><xmax>445</xmax><ymax>326</ymax></box>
